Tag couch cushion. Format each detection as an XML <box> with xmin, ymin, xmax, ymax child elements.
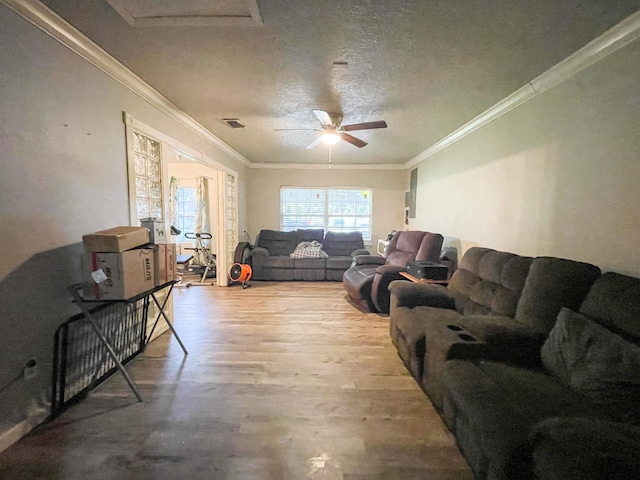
<box><xmin>447</xmin><ymin>247</ymin><xmax>494</xmax><ymax>313</ymax></box>
<box><xmin>322</xmin><ymin>231</ymin><xmax>364</xmax><ymax>256</ymax></box>
<box><xmin>415</xmin><ymin>232</ymin><xmax>445</xmax><ymax>263</ymax></box>
<box><xmin>295</xmin><ymin>229</ymin><xmax>325</xmax><ymax>242</ymax></box>
<box><xmin>256</xmin><ymin>229</ymin><xmax>298</xmax><ymax>256</ymax></box>
<box><xmin>440</xmin><ymin>359</ymin><xmax>602</xmax><ymax>480</ymax></box>
<box><xmin>528</xmin><ymin>417</ymin><xmax>640</xmax><ymax>480</ymax></box>
<box><xmin>326</xmin><ymin>256</ymin><xmax>353</xmax><ymax>271</ymax></box>
<box><xmin>260</xmin><ymin>256</ymin><xmax>295</xmax><ymax>269</ymax></box>
<box><xmin>579</xmin><ymin>271</ymin><xmax>640</xmax><ymax>342</ymax></box>
<box><xmin>457</xmin><ymin>247</ymin><xmax>494</xmax><ymax>273</ymax></box>
<box><xmin>455</xmin><ymin>250</ymin><xmax>533</xmax><ymax>317</ymax></box>
<box><xmin>540</xmin><ymin>307</ymin><xmax>640</xmax><ymax>425</ymax></box>
<box><xmin>515</xmin><ymin>257</ymin><xmax>601</xmax><ymax>334</ymax></box>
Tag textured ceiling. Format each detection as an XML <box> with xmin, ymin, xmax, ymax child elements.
<box><xmin>40</xmin><ymin>0</ymin><xmax>640</xmax><ymax>165</ymax></box>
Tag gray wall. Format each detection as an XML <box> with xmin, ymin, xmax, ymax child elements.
<box><xmin>410</xmin><ymin>34</ymin><xmax>640</xmax><ymax>276</ymax></box>
<box><xmin>246</xmin><ymin>167</ymin><xmax>407</xmax><ymax>248</ymax></box>
<box><xmin>0</xmin><ymin>5</ymin><xmax>247</xmax><ymax>447</ymax></box>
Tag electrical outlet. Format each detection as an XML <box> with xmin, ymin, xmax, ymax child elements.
<box><xmin>23</xmin><ymin>358</ymin><xmax>38</xmax><ymax>381</ymax></box>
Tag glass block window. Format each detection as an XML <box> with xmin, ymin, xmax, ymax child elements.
<box><xmin>133</xmin><ymin>132</ymin><xmax>162</xmax><ymax>222</ymax></box>
<box><xmin>280</xmin><ymin>187</ymin><xmax>372</xmax><ymax>241</ymax></box>
<box><xmin>224</xmin><ymin>173</ymin><xmax>238</xmax><ymax>268</ymax></box>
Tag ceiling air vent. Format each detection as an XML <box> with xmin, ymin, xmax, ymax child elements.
<box><xmin>223</xmin><ymin>118</ymin><xmax>245</xmax><ymax>129</ymax></box>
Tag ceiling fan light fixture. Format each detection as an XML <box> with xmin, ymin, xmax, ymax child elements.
<box><xmin>321</xmin><ymin>133</ymin><xmax>340</xmax><ymax>145</ymax></box>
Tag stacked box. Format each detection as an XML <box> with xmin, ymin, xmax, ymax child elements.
<box><xmin>81</xmin><ymin>226</ymin><xmax>161</xmax><ymax>300</ymax></box>
<box><xmin>140</xmin><ymin>218</ymin><xmax>168</xmax><ymax>244</ymax></box>
<box><xmin>81</xmin><ymin>248</ymin><xmax>155</xmax><ymax>300</ymax></box>
<box><xmin>154</xmin><ymin>243</ymin><xmax>177</xmax><ymax>286</ymax></box>
<box><xmin>82</xmin><ymin>226</ymin><xmax>150</xmax><ymax>252</ymax></box>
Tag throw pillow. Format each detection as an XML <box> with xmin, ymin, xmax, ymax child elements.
<box><xmin>541</xmin><ymin>307</ymin><xmax>640</xmax><ymax>425</ymax></box>
<box><xmin>290</xmin><ymin>241</ymin><xmax>329</xmax><ymax>259</ymax></box>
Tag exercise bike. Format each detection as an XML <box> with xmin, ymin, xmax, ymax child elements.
<box><xmin>184</xmin><ymin>232</ymin><xmax>217</xmax><ymax>284</ymax></box>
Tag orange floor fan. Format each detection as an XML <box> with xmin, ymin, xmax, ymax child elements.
<box><xmin>229</xmin><ymin>263</ymin><xmax>252</xmax><ymax>288</ymax></box>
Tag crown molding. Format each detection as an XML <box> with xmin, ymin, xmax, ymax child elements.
<box><xmin>249</xmin><ymin>162</ymin><xmax>403</xmax><ymax>170</ymax></box>
<box><xmin>405</xmin><ymin>9</ymin><xmax>640</xmax><ymax>169</ymax></box>
<box><xmin>5</xmin><ymin>1</ymin><xmax>638</xmax><ymax>172</ymax></box>
<box><xmin>1</xmin><ymin>0</ymin><xmax>252</xmax><ymax>167</ymax></box>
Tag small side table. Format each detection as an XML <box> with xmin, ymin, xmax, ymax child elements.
<box><xmin>399</xmin><ymin>271</ymin><xmax>450</xmax><ymax>286</ymax></box>
<box><xmin>67</xmin><ymin>280</ymin><xmax>187</xmax><ymax>402</ymax></box>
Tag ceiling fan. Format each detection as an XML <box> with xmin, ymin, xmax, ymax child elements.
<box><xmin>276</xmin><ymin>109</ymin><xmax>387</xmax><ymax>149</ymax></box>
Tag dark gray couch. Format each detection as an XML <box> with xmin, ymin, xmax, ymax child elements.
<box><xmin>388</xmin><ymin>247</ymin><xmax>640</xmax><ymax>479</ymax></box>
<box><xmin>248</xmin><ymin>229</ymin><xmax>369</xmax><ymax>281</ymax></box>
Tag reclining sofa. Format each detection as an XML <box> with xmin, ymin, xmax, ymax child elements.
<box><xmin>248</xmin><ymin>229</ymin><xmax>369</xmax><ymax>281</ymax></box>
<box><xmin>388</xmin><ymin>246</ymin><xmax>640</xmax><ymax>479</ymax></box>
<box><xmin>342</xmin><ymin>230</ymin><xmax>444</xmax><ymax>313</ymax></box>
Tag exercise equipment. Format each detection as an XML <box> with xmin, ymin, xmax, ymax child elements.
<box><xmin>184</xmin><ymin>232</ymin><xmax>216</xmax><ymax>284</ymax></box>
<box><xmin>174</xmin><ymin>253</ymin><xmax>194</xmax><ymax>287</ymax></box>
<box><xmin>229</xmin><ymin>263</ymin><xmax>252</xmax><ymax>288</ymax></box>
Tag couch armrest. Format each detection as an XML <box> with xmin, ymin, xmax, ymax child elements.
<box><xmin>351</xmin><ymin>248</ymin><xmax>370</xmax><ymax>257</ymax></box>
<box><xmin>528</xmin><ymin>417</ymin><xmax>640</xmax><ymax>480</ymax></box>
<box><xmin>483</xmin><ymin>329</ymin><xmax>546</xmax><ymax>367</ymax></box>
<box><xmin>388</xmin><ymin>280</ymin><xmax>455</xmax><ymax>310</ymax></box>
<box><xmin>248</xmin><ymin>246</ymin><xmax>271</xmax><ymax>258</ymax></box>
<box><xmin>352</xmin><ymin>254</ymin><xmax>386</xmax><ymax>266</ymax></box>
<box><xmin>456</xmin><ymin>316</ymin><xmax>547</xmax><ymax>367</ymax></box>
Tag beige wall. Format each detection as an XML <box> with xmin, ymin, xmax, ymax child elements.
<box><xmin>246</xmin><ymin>167</ymin><xmax>407</xmax><ymax>247</ymax></box>
<box><xmin>0</xmin><ymin>5</ymin><xmax>247</xmax><ymax>450</ymax></box>
<box><xmin>411</xmin><ymin>35</ymin><xmax>640</xmax><ymax>276</ymax></box>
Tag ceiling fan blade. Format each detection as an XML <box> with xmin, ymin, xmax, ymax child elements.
<box><xmin>341</xmin><ymin>120</ymin><xmax>388</xmax><ymax>131</ymax></box>
<box><xmin>340</xmin><ymin>133</ymin><xmax>368</xmax><ymax>148</ymax></box>
<box><xmin>312</xmin><ymin>109</ymin><xmax>334</xmax><ymax>127</ymax></box>
<box><xmin>305</xmin><ymin>136</ymin><xmax>322</xmax><ymax>150</ymax></box>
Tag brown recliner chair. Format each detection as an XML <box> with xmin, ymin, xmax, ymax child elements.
<box><xmin>343</xmin><ymin>230</ymin><xmax>444</xmax><ymax>313</ymax></box>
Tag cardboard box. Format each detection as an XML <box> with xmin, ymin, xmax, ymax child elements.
<box><xmin>154</xmin><ymin>243</ymin><xmax>177</xmax><ymax>286</ymax></box>
<box><xmin>83</xmin><ymin>226</ymin><xmax>150</xmax><ymax>253</ymax></box>
<box><xmin>140</xmin><ymin>218</ymin><xmax>168</xmax><ymax>244</ymax></box>
<box><xmin>81</xmin><ymin>248</ymin><xmax>155</xmax><ymax>300</ymax></box>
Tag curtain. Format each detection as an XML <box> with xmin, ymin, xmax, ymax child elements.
<box><xmin>195</xmin><ymin>176</ymin><xmax>211</xmax><ymax>264</ymax></box>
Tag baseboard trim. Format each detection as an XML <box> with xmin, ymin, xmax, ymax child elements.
<box><xmin>0</xmin><ymin>418</ymin><xmax>36</xmax><ymax>453</ymax></box>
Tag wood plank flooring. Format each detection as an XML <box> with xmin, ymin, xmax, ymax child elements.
<box><xmin>0</xmin><ymin>281</ymin><xmax>472</xmax><ymax>480</ymax></box>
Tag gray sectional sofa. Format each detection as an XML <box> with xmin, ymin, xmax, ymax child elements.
<box><xmin>388</xmin><ymin>246</ymin><xmax>640</xmax><ymax>480</ymax></box>
<box><xmin>248</xmin><ymin>229</ymin><xmax>369</xmax><ymax>281</ymax></box>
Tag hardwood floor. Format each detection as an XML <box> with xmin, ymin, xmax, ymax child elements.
<box><xmin>0</xmin><ymin>281</ymin><xmax>472</xmax><ymax>480</ymax></box>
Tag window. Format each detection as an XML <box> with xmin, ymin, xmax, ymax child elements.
<box><xmin>174</xmin><ymin>186</ymin><xmax>196</xmax><ymax>243</ymax></box>
<box><xmin>280</xmin><ymin>187</ymin><xmax>372</xmax><ymax>242</ymax></box>
<box><xmin>132</xmin><ymin>132</ymin><xmax>163</xmax><ymax>223</ymax></box>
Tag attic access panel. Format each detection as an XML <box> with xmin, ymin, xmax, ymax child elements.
<box><xmin>105</xmin><ymin>0</ymin><xmax>263</xmax><ymax>27</ymax></box>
